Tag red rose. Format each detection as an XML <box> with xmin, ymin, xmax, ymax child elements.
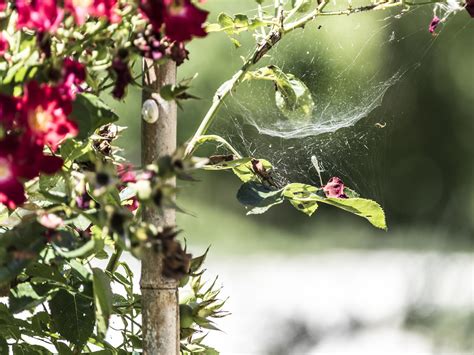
<box><xmin>16</xmin><ymin>0</ymin><xmax>63</xmax><ymax>33</ymax></box>
<box><xmin>0</xmin><ymin>136</ymin><xmax>63</xmax><ymax>209</ymax></box>
<box><xmin>163</xmin><ymin>0</ymin><xmax>208</xmax><ymax>42</ymax></box>
<box><xmin>140</xmin><ymin>0</ymin><xmax>208</xmax><ymax>43</ymax></box>
<box><xmin>0</xmin><ymin>147</ymin><xmax>27</xmax><ymax>209</ymax></box>
<box><xmin>65</xmin><ymin>0</ymin><xmax>121</xmax><ymax>25</ymax></box>
<box><xmin>20</xmin><ymin>81</ymin><xmax>78</xmax><ymax>151</ymax></box>
<box><xmin>0</xmin><ymin>0</ymin><xmax>7</xmax><ymax>12</ymax></box>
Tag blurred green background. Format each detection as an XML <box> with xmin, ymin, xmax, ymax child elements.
<box><xmin>111</xmin><ymin>0</ymin><xmax>473</xmax><ymax>253</ymax></box>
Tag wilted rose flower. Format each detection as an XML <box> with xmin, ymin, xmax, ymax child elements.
<box><xmin>323</xmin><ymin>177</ymin><xmax>348</xmax><ymax>199</ymax></box>
<box><xmin>466</xmin><ymin>0</ymin><xmax>474</xmax><ymax>17</ymax></box>
<box><xmin>16</xmin><ymin>0</ymin><xmax>63</xmax><ymax>33</ymax></box>
<box><xmin>0</xmin><ymin>33</ymin><xmax>9</xmax><ymax>57</ymax></box>
<box><xmin>111</xmin><ymin>52</ymin><xmax>132</xmax><ymax>99</ymax></box>
<box><xmin>167</xmin><ymin>40</ymin><xmax>189</xmax><ymax>65</ymax></box>
<box><xmin>134</xmin><ymin>27</ymin><xmax>167</xmax><ymax>61</ymax></box>
<box><xmin>429</xmin><ymin>15</ymin><xmax>441</xmax><ymax>34</ymax></box>
<box><xmin>20</xmin><ymin>81</ymin><xmax>78</xmax><ymax>151</ymax></box>
<box><xmin>134</xmin><ymin>26</ymin><xmax>190</xmax><ymax>65</ymax></box>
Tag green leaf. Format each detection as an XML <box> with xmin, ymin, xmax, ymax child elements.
<box><xmin>283</xmin><ymin>184</ymin><xmax>386</xmax><ymax>228</ymax></box>
<box><xmin>71</xmin><ymin>93</ymin><xmax>119</xmax><ymax>140</ymax></box>
<box><xmin>9</xmin><ymin>283</ymin><xmax>44</xmax><ymax>314</ymax></box>
<box><xmin>246</xmin><ymin>65</ymin><xmax>314</xmax><ymax>120</ymax></box>
<box><xmin>68</xmin><ymin>259</ymin><xmax>93</xmax><ymax>282</ymax></box>
<box><xmin>53</xmin><ymin>230</ymin><xmax>104</xmax><ymax>259</ymax></box>
<box><xmin>322</xmin><ymin>197</ymin><xmax>387</xmax><ymax>230</ymax></box>
<box><xmin>38</xmin><ymin>173</ymin><xmax>64</xmax><ymax>194</ymax></box>
<box><xmin>160</xmin><ymin>76</ymin><xmax>199</xmax><ymax>102</ymax></box>
<box><xmin>55</xmin><ymin>343</ymin><xmax>73</xmax><ymax>355</ymax></box>
<box><xmin>92</xmin><ymin>268</ymin><xmax>113</xmax><ymax>338</ymax></box>
<box><xmin>60</xmin><ymin>139</ymin><xmax>93</xmax><ymax>163</ymax></box>
<box><xmin>232</xmin><ymin>159</ymin><xmax>272</xmax><ymax>183</ymax></box>
<box><xmin>12</xmin><ymin>343</ymin><xmax>52</xmax><ymax>355</ymax></box>
<box><xmin>217</xmin><ymin>13</ymin><xmax>234</xmax><ymax>30</ymax></box>
<box><xmin>209</xmin><ymin>12</ymin><xmax>267</xmax><ymax>35</ymax></box>
<box><xmin>237</xmin><ymin>182</ymin><xmax>284</xmax><ymax>215</ymax></box>
<box><xmin>190</xmin><ymin>246</ymin><xmax>210</xmax><ymax>274</ymax></box>
<box><xmin>49</xmin><ymin>287</ymin><xmax>95</xmax><ymax>346</ymax></box>
<box><xmin>283</xmin><ymin>183</ymin><xmax>319</xmax><ymax>216</ymax></box>
<box><xmin>25</xmin><ymin>262</ymin><xmax>67</xmax><ymax>284</ymax></box>
<box><xmin>30</xmin><ymin>311</ymin><xmax>51</xmax><ymax>334</ymax></box>
<box><xmin>0</xmin><ymin>222</ymin><xmax>48</xmax><ymax>287</ymax></box>
<box><xmin>0</xmin><ymin>303</ymin><xmax>21</xmax><ymax>339</ymax></box>
<box><xmin>0</xmin><ymin>338</ymin><xmax>7</xmax><ymax>354</ymax></box>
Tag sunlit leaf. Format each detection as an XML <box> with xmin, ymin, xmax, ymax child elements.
<box><xmin>71</xmin><ymin>93</ymin><xmax>119</xmax><ymax>140</ymax></box>
<box><xmin>49</xmin><ymin>286</ymin><xmax>95</xmax><ymax>346</ymax></box>
<box><xmin>246</xmin><ymin>65</ymin><xmax>314</xmax><ymax>120</ymax></box>
<box><xmin>92</xmin><ymin>268</ymin><xmax>113</xmax><ymax>338</ymax></box>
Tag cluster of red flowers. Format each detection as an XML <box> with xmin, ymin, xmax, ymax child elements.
<box><xmin>12</xmin><ymin>0</ymin><xmax>121</xmax><ymax>33</ymax></box>
<box><xmin>0</xmin><ymin>59</ymin><xmax>85</xmax><ymax>209</ymax></box>
<box><xmin>1</xmin><ymin>0</ymin><xmax>209</xmax><ymax>39</ymax></box>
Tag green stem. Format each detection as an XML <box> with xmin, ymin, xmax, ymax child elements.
<box><xmin>194</xmin><ymin>134</ymin><xmax>242</xmax><ymax>158</ymax></box>
<box><xmin>106</xmin><ymin>245</ymin><xmax>123</xmax><ymax>273</ymax></box>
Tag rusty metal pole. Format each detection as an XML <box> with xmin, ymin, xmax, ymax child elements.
<box><xmin>140</xmin><ymin>58</ymin><xmax>179</xmax><ymax>354</ymax></box>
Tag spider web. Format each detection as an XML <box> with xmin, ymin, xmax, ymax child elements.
<box><xmin>209</xmin><ymin>3</ymin><xmax>459</xmax><ymax>199</ymax></box>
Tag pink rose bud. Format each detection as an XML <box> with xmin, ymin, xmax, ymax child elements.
<box><xmin>323</xmin><ymin>177</ymin><xmax>348</xmax><ymax>199</ymax></box>
<box><xmin>429</xmin><ymin>16</ymin><xmax>441</xmax><ymax>34</ymax></box>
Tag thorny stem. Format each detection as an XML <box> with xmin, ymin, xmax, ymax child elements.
<box><xmin>185</xmin><ymin>0</ymin><xmax>445</xmax><ymax>157</ymax></box>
